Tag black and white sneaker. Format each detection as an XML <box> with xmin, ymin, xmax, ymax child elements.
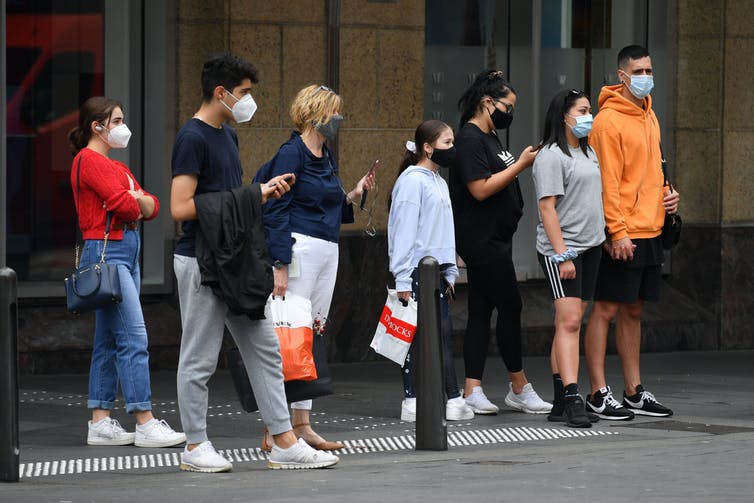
<box><xmin>586</xmin><ymin>386</ymin><xmax>635</xmax><ymax>421</ymax></box>
<box><xmin>622</xmin><ymin>385</ymin><xmax>673</xmax><ymax>417</ymax></box>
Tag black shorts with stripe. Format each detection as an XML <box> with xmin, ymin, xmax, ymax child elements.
<box><xmin>537</xmin><ymin>245</ymin><xmax>602</xmax><ymax>301</ymax></box>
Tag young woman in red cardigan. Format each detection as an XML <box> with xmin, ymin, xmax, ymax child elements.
<box><xmin>69</xmin><ymin>97</ymin><xmax>185</xmax><ymax>448</ymax></box>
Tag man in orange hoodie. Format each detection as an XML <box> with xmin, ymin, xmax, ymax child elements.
<box><xmin>584</xmin><ymin>45</ymin><xmax>680</xmax><ymax>420</ymax></box>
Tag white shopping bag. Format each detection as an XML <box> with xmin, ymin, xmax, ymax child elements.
<box><xmin>266</xmin><ymin>293</ymin><xmax>316</xmax><ymax>381</ymax></box>
<box><xmin>370</xmin><ymin>289</ymin><xmax>418</xmax><ymax>366</ymax></box>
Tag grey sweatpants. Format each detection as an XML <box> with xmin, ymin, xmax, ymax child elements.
<box><xmin>174</xmin><ymin>254</ymin><xmax>291</xmax><ymax>444</ymax></box>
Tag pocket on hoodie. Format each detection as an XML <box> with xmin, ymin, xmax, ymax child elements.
<box><xmin>628</xmin><ymin>183</ymin><xmax>663</xmax><ymax>228</ymax></box>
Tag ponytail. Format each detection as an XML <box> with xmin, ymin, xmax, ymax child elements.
<box><xmin>397</xmin><ymin>149</ymin><xmax>419</xmax><ymax>177</ymax></box>
<box><xmin>67</xmin><ymin>126</ymin><xmax>88</xmax><ymax>154</ymax></box>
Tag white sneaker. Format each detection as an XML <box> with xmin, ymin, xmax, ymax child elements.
<box><xmin>268</xmin><ymin>438</ymin><xmax>339</xmax><ymax>470</ymax></box>
<box><xmin>401</xmin><ymin>397</ymin><xmax>416</xmax><ymax>422</ymax></box>
<box><xmin>87</xmin><ymin>417</ymin><xmax>135</xmax><ymax>446</ymax></box>
<box><xmin>464</xmin><ymin>386</ymin><xmax>500</xmax><ymax>414</ymax></box>
<box><xmin>446</xmin><ymin>396</ymin><xmax>474</xmax><ymax>421</ymax></box>
<box><xmin>180</xmin><ymin>440</ymin><xmax>232</xmax><ymax>473</ymax></box>
<box><xmin>135</xmin><ymin>418</ymin><xmax>187</xmax><ymax>448</ymax></box>
<box><xmin>504</xmin><ymin>383</ymin><xmax>553</xmax><ymax>414</ymax></box>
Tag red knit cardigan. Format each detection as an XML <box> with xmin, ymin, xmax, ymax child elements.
<box><xmin>71</xmin><ymin>148</ymin><xmax>160</xmax><ymax>241</ymax></box>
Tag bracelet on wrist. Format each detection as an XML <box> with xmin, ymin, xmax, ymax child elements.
<box><xmin>549</xmin><ymin>248</ymin><xmax>578</xmax><ymax>264</ymax></box>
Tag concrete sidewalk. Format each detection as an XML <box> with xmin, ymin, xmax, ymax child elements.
<box><xmin>4</xmin><ymin>350</ymin><xmax>754</xmax><ymax>502</ymax></box>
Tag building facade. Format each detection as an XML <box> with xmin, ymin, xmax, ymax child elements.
<box><xmin>2</xmin><ymin>0</ymin><xmax>753</xmax><ymax>372</ymax></box>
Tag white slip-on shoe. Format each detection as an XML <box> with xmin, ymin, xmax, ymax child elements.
<box><xmin>267</xmin><ymin>438</ymin><xmax>339</xmax><ymax>470</ymax></box>
<box><xmin>504</xmin><ymin>383</ymin><xmax>553</xmax><ymax>414</ymax></box>
<box><xmin>87</xmin><ymin>417</ymin><xmax>135</xmax><ymax>446</ymax></box>
<box><xmin>464</xmin><ymin>386</ymin><xmax>500</xmax><ymax>414</ymax></box>
<box><xmin>180</xmin><ymin>441</ymin><xmax>232</xmax><ymax>473</ymax></box>
<box><xmin>135</xmin><ymin>418</ymin><xmax>187</xmax><ymax>448</ymax></box>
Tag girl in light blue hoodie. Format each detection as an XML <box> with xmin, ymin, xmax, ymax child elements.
<box><xmin>388</xmin><ymin>120</ymin><xmax>474</xmax><ymax>423</ymax></box>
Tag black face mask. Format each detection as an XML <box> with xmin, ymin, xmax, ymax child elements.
<box><xmin>430</xmin><ymin>146</ymin><xmax>457</xmax><ymax>167</ymax></box>
<box><xmin>490</xmin><ymin>108</ymin><xmax>513</xmax><ymax>130</ymax></box>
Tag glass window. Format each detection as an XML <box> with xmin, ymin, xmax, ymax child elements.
<box><xmin>5</xmin><ymin>1</ymin><xmax>104</xmax><ymax>281</ymax></box>
<box><xmin>425</xmin><ymin>0</ymin><xmax>663</xmax><ymax>280</ymax></box>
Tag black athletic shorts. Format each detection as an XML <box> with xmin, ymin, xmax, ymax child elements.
<box><xmin>538</xmin><ymin>245</ymin><xmax>602</xmax><ymax>301</ymax></box>
<box><xmin>593</xmin><ymin>238</ymin><xmax>664</xmax><ymax>303</ymax></box>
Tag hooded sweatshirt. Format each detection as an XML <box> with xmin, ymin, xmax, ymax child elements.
<box><xmin>388</xmin><ymin>165</ymin><xmax>459</xmax><ymax>292</ymax></box>
<box><xmin>589</xmin><ymin>84</ymin><xmax>665</xmax><ymax>241</ymax></box>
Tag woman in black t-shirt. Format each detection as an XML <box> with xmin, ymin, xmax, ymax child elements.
<box><xmin>450</xmin><ymin>70</ymin><xmax>551</xmax><ymax>416</ymax></box>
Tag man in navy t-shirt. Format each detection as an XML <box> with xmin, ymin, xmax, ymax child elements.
<box><xmin>170</xmin><ymin>53</ymin><xmax>339</xmax><ymax>473</ymax></box>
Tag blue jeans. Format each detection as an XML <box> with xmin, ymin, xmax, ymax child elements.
<box><xmin>401</xmin><ymin>267</ymin><xmax>461</xmax><ymax>400</ymax></box>
<box><xmin>81</xmin><ymin>230</ymin><xmax>152</xmax><ymax>413</ymax></box>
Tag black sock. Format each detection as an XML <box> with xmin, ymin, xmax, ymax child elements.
<box><xmin>564</xmin><ymin>383</ymin><xmax>580</xmax><ymax>399</ymax></box>
<box><xmin>552</xmin><ymin>374</ymin><xmax>564</xmax><ymax>405</ymax></box>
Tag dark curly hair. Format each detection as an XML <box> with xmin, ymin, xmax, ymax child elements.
<box><xmin>201</xmin><ymin>53</ymin><xmax>259</xmax><ymax>102</ymax></box>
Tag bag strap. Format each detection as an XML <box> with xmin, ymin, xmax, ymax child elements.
<box><xmin>74</xmin><ymin>154</ymin><xmax>113</xmax><ymax>266</ymax></box>
<box><xmin>659</xmin><ymin>143</ymin><xmax>674</xmax><ymax>194</ymax></box>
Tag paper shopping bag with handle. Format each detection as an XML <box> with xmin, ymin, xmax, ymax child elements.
<box><xmin>268</xmin><ymin>293</ymin><xmax>317</xmax><ymax>381</ymax></box>
<box><xmin>370</xmin><ymin>289</ymin><xmax>418</xmax><ymax>366</ymax></box>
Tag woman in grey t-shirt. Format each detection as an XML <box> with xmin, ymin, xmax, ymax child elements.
<box><xmin>532</xmin><ymin>89</ymin><xmax>605</xmax><ymax>428</ymax></box>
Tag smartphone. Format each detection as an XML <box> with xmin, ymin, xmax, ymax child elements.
<box><xmin>531</xmin><ymin>141</ymin><xmax>545</xmax><ymax>152</ymax></box>
<box><xmin>267</xmin><ymin>174</ymin><xmax>294</xmax><ymax>187</ymax></box>
<box><xmin>360</xmin><ymin>159</ymin><xmax>379</xmax><ymax>210</ymax></box>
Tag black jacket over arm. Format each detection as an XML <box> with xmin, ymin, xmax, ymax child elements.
<box><xmin>194</xmin><ymin>184</ymin><xmax>272</xmax><ymax>319</ymax></box>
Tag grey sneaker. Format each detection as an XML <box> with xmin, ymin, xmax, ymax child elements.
<box><xmin>268</xmin><ymin>438</ymin><xmax>339</xmax><ymax>470</ymax></box>
<box><xmin>135</xmin><ymin>418</ymin><xmax>187</xmax><ymax>448</ymax></box>
<box><xmin>180</xmin><ymin>441</ymin><xmax>232</xmax><ymax>473</ymax></box>
<box><xmin>464</xmin><ymin>386</ymin><xmax>500</xmax><ymax>414</ymax></box>
<box><xmin>87</xmin><ymin>417</ymin><xmax>135</xmax><ymax>446</ymax></box>
<box><xmin>504</xmin><ymin>383</ymin><xmax>553</xmax><ymax>414</ymax></box>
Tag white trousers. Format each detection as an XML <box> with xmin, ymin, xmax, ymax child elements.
<box><xmin>287</xmin><ymin>232</ymin><xmax>339</xmax><ymax>411</ymax></box>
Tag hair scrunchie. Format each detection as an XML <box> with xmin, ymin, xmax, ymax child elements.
<box><xmin>406</xmin><ymin>140</ymin><xmax>417</xmax><ymax>154</ymax></box>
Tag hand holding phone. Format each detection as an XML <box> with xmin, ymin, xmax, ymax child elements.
<box><xmin>267</xmin><ymin>174</ymin><xmax>295</xmax><ymax>188</ymax></box>
<box><xmin>360</xmin><ymin>159</ymin><xmax>379</xmax><ymax>210</ymax></box>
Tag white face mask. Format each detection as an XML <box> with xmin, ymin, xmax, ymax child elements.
<box><xmin>102</xmin><ymin>124</ymin><xmax>132</xmax><ymax>149</ymax></box>
<box><xmin>222</xmin><ymin>88</ymin><xmax>258</xmax><ymax>123</ymax></box>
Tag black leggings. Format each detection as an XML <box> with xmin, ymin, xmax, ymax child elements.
<box><xmin>464</xmin><ymin>255</ymin><xmax>523</xmax><ymax>379</ymax></box>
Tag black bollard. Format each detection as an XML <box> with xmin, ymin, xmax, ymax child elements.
<box><xmin>415</xmin><ymin>256</ymin><xmax>447</xmax><ymax>451</ymax></box>
<box><xmin>0</xmin><ymin>268</ymin><xmax>19</xmax><ymax>482</ymax></box>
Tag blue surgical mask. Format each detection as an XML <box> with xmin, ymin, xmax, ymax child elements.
<box><xmin>624</xmin><ymin>74</ymin><xmax>654</xmax><ymax>99</ymax></box>
<box><xmin>567</xmin><ymin>113</ymin><xmax>593</xmax><ymax>138</ymax></box>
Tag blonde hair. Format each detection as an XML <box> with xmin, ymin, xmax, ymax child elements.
<box><xmin>290</xmin><ymin>85</ymin><xmax>343</xmax><ymax>132</ymax></box>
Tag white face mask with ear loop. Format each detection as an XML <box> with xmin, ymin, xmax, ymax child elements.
<box><xmin>96</xmin><ymin>123</ymin><xmax>132</xmax><ymax>149</ymax></box>
<box><xmin>221</xmin><ymin>88</ymin><xmax>258</xmax><ymax>123</ymax></box>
